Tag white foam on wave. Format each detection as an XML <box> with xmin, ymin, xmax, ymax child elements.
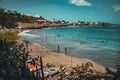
<box><xmin>69</xmin><ymin>26</ymin><xmax>79</xmax><ymax>27</ymax></box>
<box><xmin>43</xmin><ymin>27</ymin><xmax>52</xmax><ymax>30</ymax></box>
<box><xmin>18</xmin><ymin>30</ymin><xmax>39</xmax><ymax>38</ymax></box>
<box><xmin>22</xmin><ymin>30</ymin><xmax>31</xmax><ymax>33</ymax></box>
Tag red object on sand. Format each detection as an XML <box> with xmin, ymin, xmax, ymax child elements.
<box><xmin>27</xmin><ymin>61</ymin><xmax>41</xmax><ymax>71</ymax></box>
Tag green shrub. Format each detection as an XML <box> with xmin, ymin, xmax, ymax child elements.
<box><xmin>69</xmin><ymin>62</ymin><xmax>110</xmax><ymax>80</ymax></box>
<box><xmin>0</xmin><ymin>31</ymin><xmax>18</xmax><ymax>42</ymax></box>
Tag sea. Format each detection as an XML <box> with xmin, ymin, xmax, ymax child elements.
<box><xmin>19</xmin><ymin>26</ymin><xmax>120</xmax><ymax>68</ymax></box>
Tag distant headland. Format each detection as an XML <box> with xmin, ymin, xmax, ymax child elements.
<box><xmin>0</xmin><ymin>7</ymin><xmax>119</xmax><ymax>30</ymax></box>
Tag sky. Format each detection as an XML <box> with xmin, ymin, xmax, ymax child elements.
<box><xmin>0</xmin><ymin>0</ymin><xmax>120</xmax><ymax>24</ymax></box>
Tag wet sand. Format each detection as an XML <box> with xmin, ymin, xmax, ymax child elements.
<box><xmin>27</xmin><ymin>42</ymin><xmax>106</xmax><ymax>73</ymax></box>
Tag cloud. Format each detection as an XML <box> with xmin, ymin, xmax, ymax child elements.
<box><xmin>69</xmin><ymin>0</ymin><xmax>92</xmax><ymax>6</ymax></box>
<box><xmin>112</xmin><ymin>4</ymin><xmax>120</xmax><ymax>12</ymax></box>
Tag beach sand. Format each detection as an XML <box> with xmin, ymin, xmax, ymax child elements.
<box><xmin>1</xmin><ymin>28</ymin><xmax>106</xmax><ymax>73</ymax></box>
<box><xmin>26</xmin><ymin>42</ymin><xmax>106</xmax><ymax>73</ymax></box>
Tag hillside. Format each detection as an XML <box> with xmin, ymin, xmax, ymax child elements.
<box><xmin>0</xmin><ymin>8</ymin><xmax>71</xmax><ymax>29</ymax></box>
<box><xmin>0</xmin><ymin>7</ymin><xmax>47</xmax><ymax>29</ymax></box>
<box><xmin>0</xmin><ymin>7</ymin><xmax>119</xmax><ymax>30</ymax></box>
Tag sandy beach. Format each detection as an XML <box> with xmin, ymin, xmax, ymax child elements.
<box><xmin>0</xmin><ymin>28</ymin><xmax>106</xmax><ymax>73</ymax></box>
<box><xmin>24</xmin><ymin>42</ymin><xmax>107</xmax><ymax>73</ymax></box>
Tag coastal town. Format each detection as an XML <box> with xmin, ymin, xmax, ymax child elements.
<box><xmin>0</xmin><ymin>7</ymin><xmax>119</xmax><ymax>30</ymax></box>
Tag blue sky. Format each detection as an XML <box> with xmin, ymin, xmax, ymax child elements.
<box><xmin>0</xmin><ymin>0</ymin><xmax>120</xmax><ymax>24</ymax></box>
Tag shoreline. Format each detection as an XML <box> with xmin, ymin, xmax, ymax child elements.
<box><xmin>1</xmin><ymin>28</ymin><xmax>117</xmax><ymax>73</ymax></box>
<box><xmin>17</xmin><ymin>37</ymin><xmax>107</xmax><ymax>73</ymax></box>
<box><xmin>0</xmin><ymin>28</ymin><xmax>107</xmax><ymax>73</ymax></box>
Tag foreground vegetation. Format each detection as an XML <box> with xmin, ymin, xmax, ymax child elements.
<box><xmin>0</xmin><ymin>31</ymin><xmax>41</xmax><ymax>80</ymax></box>
<box><xmin>0</xmin><ymin>31</ymin><xmax>19</xmax><ymax>42</ymax></box>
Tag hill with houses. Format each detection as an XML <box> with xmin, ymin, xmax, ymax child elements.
<box><xmin>0</xmin><ymin>8</ymin><xmax>119</xmax><ymax>30</ymax></box>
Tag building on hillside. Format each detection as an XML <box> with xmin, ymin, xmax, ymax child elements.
<box><xmin>36</xmin><ymin>19</ymin><xmax>47</xmax><ymax>24</ymax></box>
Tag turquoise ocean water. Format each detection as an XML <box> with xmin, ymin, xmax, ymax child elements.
<box><xmin>19</xmin><ymin>26</ymin><xmax>120</xmax><ymax>68</ymax></box>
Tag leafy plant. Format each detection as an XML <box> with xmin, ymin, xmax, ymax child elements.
<box><xmin>69</xmin><ymin>62</ymin><xmax>109</xmax><ymax>80</ymax></box>
<box><xmin>0</xmin><ymin>31</ymin><xmax>18</xmax><ymax>42</ymax></box>
<box><xmin>0</xmin><ymin>38</ymin><xmax>34</xmax><ymax>80</ymax></box>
